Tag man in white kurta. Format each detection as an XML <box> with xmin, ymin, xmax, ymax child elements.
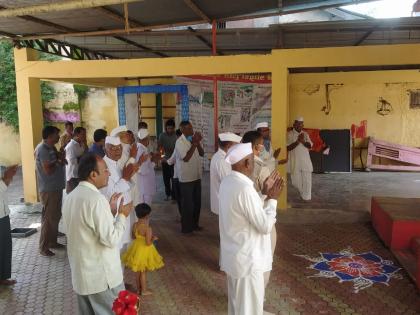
<box><xmin>0</xmin><ymin>165</ymin><xmax>18</xmax><ymax>286</ymax></box>
<box><xmin>110</xmin><ymin>126</ymin><xmax>137</xmax><ymax>171</ymax></box>
<box><xmin>255</xmin><ymin>122</ymin><xmax>282</xmax><ymax>173</ymax></box>
<box><xmin>62</xmin><ymin>153</ymin><xmax>132</xmax><ymax>315</ymax></box>
<box><xmin>210</xmin><ymin>132</ymin><xmax>242</xmax><ymax>215</ymax></box>
<box><xmin>287</xmin><ymin>117</ymin><xmax>313</xmax><ymax>201</ymax></box>
<box><xmin>219</xmin><ymin>143</ymin><xmax>283</xmax><ymax>315</ymax></box>
<box><xmin>136</xmin><ymin>129</ymin><xmax>157</xmax><ymax>206</ymax></box>
<box><xmin>100</xmin><ymin>136</ymin><xmax>137</xmax><ymax>250</ymax></box>
<box><xmin>65</xmin><ymin>127</ymin><xmax>87</xmax><ymax>192</ymax></box>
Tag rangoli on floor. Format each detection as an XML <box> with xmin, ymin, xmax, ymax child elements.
<box><xmin>295</xmin><ymin>247</ymin><xmax>402</xmax><ymax>293</ymax></box>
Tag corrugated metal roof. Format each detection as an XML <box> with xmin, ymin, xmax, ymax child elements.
<box><xmin>0</xmin><ymin>0</ymin><xmax>411</xmax><ymax>59</ymax></box>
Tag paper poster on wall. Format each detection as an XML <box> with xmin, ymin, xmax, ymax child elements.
<box><xmin>175</xmin><ymin>74</ymin><xmax>271</xmax><ymax>170</ymax></box>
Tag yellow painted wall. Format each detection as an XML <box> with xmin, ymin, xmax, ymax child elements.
<box><xmin>289</xmin><ymin>70</ymin><xmax>420</xmax><ymax>168</ymax></box>
<box><xmin>139</xmin><ymin>78</ymin><xmax>177</xmax><ymax>136</ymax></box>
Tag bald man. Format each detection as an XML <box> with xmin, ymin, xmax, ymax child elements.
<box><xmin>219</xmin><ymin>143</ymin><xmax>284</xmax><ymax>315</ymax></box>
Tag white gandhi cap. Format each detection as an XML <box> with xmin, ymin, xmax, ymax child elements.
<box><xmin>105</xmin><ymin>136</ymin><xmax>121</xmax><ymax>146</ymax></box>
<box><xmin>218</xmin><ymin>132</ymin><xmax>242</xmax><ymax>143</ymax></box>
<box><xmin>295</xmin><ymin>117</ymin><xmax>304</xmax><ymax>122</ymax></box>
<box><xmin>137</xmin><ymin>128</ymin><xmax>149</xmax><ymax>140</ymax></box>
<box><xmin>255</xmin><ymin>122</ymin><xmax>269</xmax><ymax>130</ymax></box>
<box><xmin>225</xmin><ymin>143</ymin><xmax>253</xmax><ymax>165</ymax></box>
<box><xmin>110</xmin><ymin>125</ymin><xmax>128</xmax><ymax>137</ymax></box>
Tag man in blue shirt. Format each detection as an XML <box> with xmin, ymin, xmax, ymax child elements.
<box><xmin>89</xmin><ymin>129</ymin><xmax>107</xmax><ymax>158</ymax></box>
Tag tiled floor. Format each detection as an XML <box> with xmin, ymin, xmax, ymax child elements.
<box><xmin>1</xmin><ymin>170</ymin><xmax>419</xmax><ymax>314</ymax></box>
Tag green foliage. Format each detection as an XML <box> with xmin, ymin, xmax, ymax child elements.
<box><xmin>62</xmin><ymin>101</ymin><xmax>80</xmax><ymax>111</ymax></box>
<box><xmin>41</xmin><ymin>81</ymin><xmax>56</xmax><ymax>106</ymax></box>
<box><xmin>0</xmin><ymin>42</ymin><xmax>57</xmax><ymax>131</ymax></box>
<box><xmin>39</xmin><ymin>52</ymin><xmax>61</xmax><ymax>61</ymax></box>
<box><xmin>74</xmin><ymin>84</ymin><xmax>89</xmax><ymax>102</ymax></box>
<box><xmin>0</xmin><ymin>41</ymin><xmax>19</xmax><ymax>130</ymax></box>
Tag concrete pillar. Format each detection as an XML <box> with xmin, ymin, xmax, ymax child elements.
<box><xmin>271</xmin><ymin>67</ymin><xmax>289</xmax><ymax>210</ymax></box>
<box><xmin>14</xmin><ymin>48</ymin><xmax>43</xmax><ymax>203</ymax></box>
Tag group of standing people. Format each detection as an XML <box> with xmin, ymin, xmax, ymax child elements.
<box><xmin>210</xmin><ymin>117</ymin><xmax>313</xmax><ymax>315</ymax></box>
<box><xmin>0</xmin><ymin>115</ymin><xmax>314</xmax><ymax>315</ymax></box>
<box><xmin>33</xmin><ymin>118</ymin><xmax>208</xmax><ymax>314</ymax></box>
<box><xmin>30</xmin><ymin>121</ymin><xmax>167</xmax><ymax>314</ymax></box>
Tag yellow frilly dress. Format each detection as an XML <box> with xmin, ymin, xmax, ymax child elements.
<box><xmin>121</xmin><ymin>231</ymin><xmax>164</xmax><ymax>272</ymax></box>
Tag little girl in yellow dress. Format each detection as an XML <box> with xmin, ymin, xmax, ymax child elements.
<box><xmin>121</xmin><ymin>203</ymin><xmax>164</xmax><ymax>296</ymax></box>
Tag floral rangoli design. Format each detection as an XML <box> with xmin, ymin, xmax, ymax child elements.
<box><xmin>295</xmin><ymin>247</ymin><xmax>402</xmax><ymax>293</ymax></box>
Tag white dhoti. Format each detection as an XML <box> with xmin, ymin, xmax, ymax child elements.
<box><xmin>138</xmin><ymin>193</ymin><xmax>154</xmax><ymax>206</ymax></box>
<box><xmin>227</xmin><ymin>271</ymin><xmax>265</xmax><ymax>315</ymax></box>
<box><xmin>264</xmin><ymin>225</ymin><xmax>277</xmax><ymax>288</ymax></box>
<box><xmin>291</xmin><ymin>170</ymin><xmax>312</xmax><ymax>201</ymax></box>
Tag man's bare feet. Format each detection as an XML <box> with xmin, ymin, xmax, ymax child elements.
<box><xmin>0</xmin><ymin>279</ymin><xmax>16</xmax><ymax>285</ymax></box>
<box><xmin>141</xmin><ymin>290</ymin><xmax>153</xmax><ymax>296</ymax></box>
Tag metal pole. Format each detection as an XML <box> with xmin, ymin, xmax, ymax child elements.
<box><xmin>212</xmin><ymin>20</ymin><xmax>218</xmax><ymax>151</ymax></box>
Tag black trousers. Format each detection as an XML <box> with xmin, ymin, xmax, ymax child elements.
<box><xmin>179</xmin><ymin>180</ymin><xmax>201</xmax><ymax>233</ymax></box>
<box><xmin>172</xmin><ymin>178</ymin><xmax>182</xmax><ymax>216</ymax></box>
<box><xmin>0</xmin><ymin>215</ymin><xmax>12</xmax><ymax>280</ymax></box>
<box><xmin>161</xmin><ymin>162</ymin><xmax>175</xmax><ymax>199</ymax></box>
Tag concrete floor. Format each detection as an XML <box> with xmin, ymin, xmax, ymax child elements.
<box><xmin>288</xmin><ymin>171</ymin><xmax>420</xmax><ymax>212</ymax></box>
<box><xmin>1</xmin><ymin>169</ymin><xmax>420</xmax><ymax>314</ymax></box>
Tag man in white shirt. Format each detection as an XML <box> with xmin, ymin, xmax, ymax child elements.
<box><xmin>219</xmin><ymin>143</ymin><xmax>284</xmax><ymax>315</ymax></box>
<box><xmin>0</xmin><ymin>165</ymin><xmax>18</xmax><ymax>286</ymax></box>
<box><xmin>65</xmin><ymin>126</ymin><xmax>87</xmax><ymax>193</ymax></box>
<box><xmin>62</xmin><ymin>153</ymin><xmax>133</xmax><ymax>315</ymax></box>
<box><xmin>256</xmin><ymin>122</ymin><xmax>282</xmax><ymax>173</ymax></box>
<box><xmin>210</xmin><ymin>132</ymin><xmax>242</xmax><ymax>215</ymax></box>
<box><xmin>136</xmin><ymin>129</ymin><xmax>160</xmax><ymax>205</ymax></box>
<box><xmin>100</xmin><ymin>136</ymin><xmax>138</xmax><ymax>251</ymax></box>
<box><xmin>110</xmin><ymin>126</ymin><xmax>138</xmax><ymax>171</ymax></box>
<box><xmin>287</xmin><ymin>117</ymin><xmax>313</xmax><ymax>201</ymax></box>
<box><xmin>174</xmin><ymin>121</ymin><xmax>204</xmax><ymax>234</ymax></box>
<box><xmin>111</xmin><ymin>126</ymin><xmax>141</xmax><ymax>208</ymax></box>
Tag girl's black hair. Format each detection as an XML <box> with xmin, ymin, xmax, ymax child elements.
<box><xmin>135</xmin><ymin>203</ymin><xmax>152</xmax><ymax>219</ymax></box>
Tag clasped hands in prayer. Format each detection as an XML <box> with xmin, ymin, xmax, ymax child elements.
<box><xmin>262</xmin><ymin>170</ymin><xmax>285</xmax><ymax>200</ymax></box>
<box><xmin>109</xmin><ymin>193</ymin><xmax>133</xmax><ymax>217</ymax></box>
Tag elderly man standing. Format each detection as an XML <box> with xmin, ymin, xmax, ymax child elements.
<box><xmin>100</xmin><ymin>136</ymin><xmax>138</xmax><ymax>251</ymax></box>
<box><xmin>35</xmin><ymin>126</ymin><xmax>66</xmax><ymax>256</ymax></box>
<box><xmin>65</xmin><ymin>126</ymin><xmax>87</xmax><ymax>193</ymax></box>
<box><xmin>175</xmin><ymin>121</ymin><xmax>204</xmax><ymax>234</ymax></box>
<box><xmin>287</xmin><ymin>117</ymin><xmax>313</xmax><ymax>201</ymax></box>
<box><xmin>110</xmin><ymin>126</ymin><xmax>138</xmax><ymax>170</ymax></box>
<box><xmin>210</xmin><ymin>132</ymin><xmax>242</xmax><ymax>215</ymax></box>
<box><xmin>219</xmin><ymin>143</ymin><xmax>284</xmax><ymax>315</ymax></box>
<box><xmin>63</xmin><ymin>153</ymin><xmax>132</xmax><ymax>315</ymax></box>
<box><xmin>255</xmin><ymin>122</ymin><xmax>283</xmax><ymax>173</ymax></box>
<box><xmin>136</xmin><ymin>129</ymin><xmax>159</xmax><ymax>206</ymax></box>
<box><xmin>0</xmin><ymin>165</ymin><xmax>18</xmax><ymax>286</ymax></box>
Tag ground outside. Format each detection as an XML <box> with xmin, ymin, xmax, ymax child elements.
<box><xmin>0</xmin><ymin>170</ymin><xmax>419</xmax><ymax>315</ymax></box>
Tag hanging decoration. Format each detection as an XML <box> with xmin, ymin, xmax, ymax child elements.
<box><xmin>377</xmin><ymin>97</ymin><xmax>393</xmax><ymax>116</ymax></box>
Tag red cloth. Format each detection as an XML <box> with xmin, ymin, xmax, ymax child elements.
<box><xmin>351</xmin><ymin>120</ymin><xmax>367</xmax><ymax>139</ymax></box>
<box><xmin>304</xmin><ymin>128</ymin><xmax>325</xmax><ymax>152</ymax></box>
